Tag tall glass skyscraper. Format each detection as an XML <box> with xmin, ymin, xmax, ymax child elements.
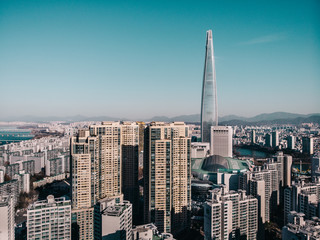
<box><xmin>201</xmin><ymin>30</ymin><xmax>218</xmax><ymax>143</ymax></box>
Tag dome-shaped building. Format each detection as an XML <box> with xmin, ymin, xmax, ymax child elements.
<box><xmin>191</xmin><ymin>154</ymin><xmax>253</xmax><ymax>190</ymax></box>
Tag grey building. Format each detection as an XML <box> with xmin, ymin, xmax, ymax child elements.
<box><xmin>94</xmin><ymin>197</ymin><xmax>132</xmax><ymax>240</ymax></box>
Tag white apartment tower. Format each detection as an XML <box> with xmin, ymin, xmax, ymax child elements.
<box><xmin>27</xmin><ymin>195</ymin><xmax>71</xmax><ymax>240</ymax></box>
<box><xmin>287</xmin><ymin>135</ymin><xmax>295</xmax><ymax>150</ymax></box>
<box><xmin>204</xmin><ymin>186</ymin><xmax>258</xmax><ymax>240</ymax></box>
<box><xmin>210</xmin><ymin>126</ymin><xmax>233</xmax><ymax>158</ymax></box>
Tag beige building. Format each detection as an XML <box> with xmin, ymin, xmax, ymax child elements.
<box><xmin>144</xmin><ymin>122</ymin><xmax>191</xmax><ymax>234</ymax></box>
<box><xmin>90</xmin><ymin>122</ymin><xmax>122</xmax><ymax>199</ymax></box>
<box><xmin>71</xmin><ymin>129</ymin><xmax>96</xmax><ymax>240</ymax></box>
<box><xmin>71</xmin><ymin>122</ymin><xmax>139</xmax><ymax>239</ymax></box>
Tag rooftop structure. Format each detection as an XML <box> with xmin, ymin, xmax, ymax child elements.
<box><xmin>282</xmin><ymin>211</ymin><xmax>320</xmax><ymax>240</ymax></box>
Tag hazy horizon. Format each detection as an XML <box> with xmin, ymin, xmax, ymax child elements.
<box><xmin>1</xmin><ymin>111</ymin><xmax>320</xmax><ymax>122</ymax></box>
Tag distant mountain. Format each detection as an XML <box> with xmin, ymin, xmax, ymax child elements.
<box><xmin>247</xmin><ymin>112</ymin><xmax>320</xmax><ymax>122</ymax></box>
<box><xmin>147</xmin><ymin>114</ymin><xmax>200</xmax><ymax>122</ymax></box>
<box><xmin>148</xmin><ymin>112</ymin><xmax>320</xmax><ymax>123</ymax></box>
<box><xmin>220</xmin><ymin>115</ymin><xmax>320</xmax><ymax>126</ymax></box>
<box><xmin>1</xmin><ymin>112</ymin><xmax>319</xmax><ymax>124</ymax></box>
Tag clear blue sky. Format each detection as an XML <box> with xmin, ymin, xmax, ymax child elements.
<box><xmin>1</xmin><ymin>0</ymin><xmax>319</xmax><ymax>119</ymax></box>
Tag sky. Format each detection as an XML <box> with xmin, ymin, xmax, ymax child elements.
<box><xmin>0</xmin><ymin>0</ymin><xmax>319</xmax><ymax>119</ymax></box>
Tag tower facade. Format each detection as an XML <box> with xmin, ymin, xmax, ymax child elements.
<box><xmin>71</xmin><ymin>129</ymin><xmax>97</xmax><ymax>240</ymax></box>
<box><xmin>89</xmin><ymin>122</ymin><xmax>122</xmax><ymax>199</ymax></box>
<box><xmin>201</xmin><ymin>30</ymin><xmax>218</xmax><ymax>143</ymax></box>
<box><xmin>120</xmin><ymin>122</ymin><xmax>139</xmax><ymax>224</ymax></box>
<box><xmin>143</xmin><ymin>122</ymin><xmax>191</xmax><ymax>234</ymax></box>
<box><xmin>71</xmin><ymin>122</ymin><xmax>135</xmax><ymax>240</ymax></box>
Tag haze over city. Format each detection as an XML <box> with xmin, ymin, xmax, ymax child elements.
<box><xmin>1</xmin><ymin>0</ymin><xmax>319</xmax><ymax>119</ymax></box>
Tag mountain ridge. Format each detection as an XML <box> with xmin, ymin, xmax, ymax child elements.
<box><xmin>1</xmin><ymin>112</ymin><xmax>319</xmax><ymax>123</ymax></box>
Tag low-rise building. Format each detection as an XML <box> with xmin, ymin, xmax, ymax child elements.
<box><xmin>282</xmin><ymin>211</ymin><xmax>320</xmax><ymax>240</ymax></box>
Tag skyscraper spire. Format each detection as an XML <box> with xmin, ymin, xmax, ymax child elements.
<box><xmin>201</xmin><ymin>29</ymin><xmax>218</xmax><ymax>143</ymax></box>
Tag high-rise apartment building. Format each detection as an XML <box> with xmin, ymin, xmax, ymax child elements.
<box><xmin>89</xmin><ymin>122</ymin><xmax>122</xmax><ymax>199</ymax></box>
<box><xmin>284</xmin><ymin>178</ymin><xmax>320</xmax><ymax>224</ymax></box>
<box><xmin>302</xmin><ymin>137</ymin><xmax>314</xmax><ymax>155</ymax></box>
<box><xmin>265</xmin><ymin>133</ymin><xmax>272</xmax><ymax>147</ymax></box>
<box><xmin>204</xmin><ymin>186</ymin><xmax>258</xmax><ymax>240</ymax></box>
<box><xmin>71</xmin><ymin>122</ymin><xmax>140</xmax><ymax>239</ymax></box>
<box><xmin>251</xmin><ymin>130</ymin><xmax>256</xmax><ymax>144</ymax></box>
<box><xmin>0</xmin><ymin>169</ymin><xmax>4</xmax><ymax>183</ymax></box>
<box><xmin>271</xmin><ymin>131</ymin><xmax>279</xmax><ymax>148</ymax></box>
<box><xmin>136</xmin><ymin>121</ymin><xmax>145</xmax><ymax>153</ymax></box>
<box><xmin>71</xmin><ymin>129</ymin><xmax>96</xmax><ymax>240</ymax></box>
<box><xmin>270</xmin><ymin>152</ymin><xmax>292</xmax><ymax>188</ymax></box>
<box><xmin>239</xmin><ymin>167</ymin><xmax>273</xmax><ymax>223</ymax></box>
<box><xmin>27</xmin><ymin>195</ymin><xmax>71</xmax><ymax>240</ymax></box>
<box><xmin>210</xmin><ymin>126</ymin><xmax>232</xmax><ymax>157</ymax></box>
<box><xmin>0</xmin><ymin>195</ymin><xmax>15</xmax><ymax>240</ymax></box>
<box><xmin>143</xmin><ymin>122</ymin><xmax>191</xmax><ymax>234</ymax></box>
<box><xmin>0</xmin><ymin>179</ymin><xmax>19</xmax><ymax>206</ymax></box>
<box><xmin>287</xmin><ymin>135</ymin><xmax>295</xmax><ymax>150</ymax></box>
<box><xmin>201</xmin><ymin>30</ymin><xmax>218</xmax><ymax>143</ymax></box>
<box><xmin>121</xmin><ymin>122</ymin><xmax>139</xmax><ymax>223</ymax></box>
<box><xmin>240</xmin><ymin>152</ymin><xmax>292</xmax><ymax>226</ymax></box>
<box><xmin>312</xmin><ymin>156</ymin><xmax>320</xmax><ymax>179</ymax></box>
<box><xmin>13</xmin><ymin>171</ymin><xmax>30</xmax><ymax>193</ymax></box>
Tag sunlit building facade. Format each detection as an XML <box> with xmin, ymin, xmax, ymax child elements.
<box><xmin>144</xmin><ymin>122</ymin><xmax>191</xmax><ymax>234</ymax></box>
